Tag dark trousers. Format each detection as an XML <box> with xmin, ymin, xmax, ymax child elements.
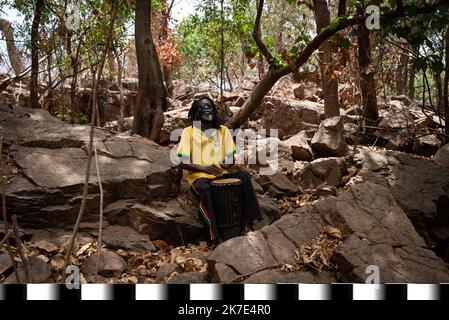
<box><xmin>192</xmin><ymin>170</ymin><xmax>263</xmax><ymax>241</ymax></box>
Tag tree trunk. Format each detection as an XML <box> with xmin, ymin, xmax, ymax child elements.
<box><xmin>0</xmin><ymin>18</ymin><xmax>25</xmax><ymax>75</ymax></box>
<box><xmin>408</xmin><ymin>57</ymin><xmax>416</xmax><ymax>99</ymax></box>
<box><xmin>444</xmin><ymin>27</ymin><xmax>449</xmax><ymax>143</ymax></box>
<box><xmin>30</xmin><ymin>0</ymin><xmax>44</xmax><ymax>109</ymax></box>
<box><xmin>132</xmin><ymin>0</ymin><xmax>167</xmax><ymax>141</ymax></box>
<box><xmin>396</xmin><ymin>51</ymin><xmax>408</xmax><ymax>95</ymax></box>
<box><xmin>356</xmin><ymin>5</ymin><xmax>378</xmax><ymax>126</ymax></box>
<box><xmin>313</xmin><ymin>0</ymin><xmax>339</xmax><ymax>118</ymax></box>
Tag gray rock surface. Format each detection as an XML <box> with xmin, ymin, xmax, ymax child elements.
<box><xmin>311</xmin><ymin>116</ymin><xmax>348</xmax><ymax>157</ymax></box>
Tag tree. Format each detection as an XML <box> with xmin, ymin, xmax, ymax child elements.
<box><xmin>0</xmin><ymin>18</ymin><xmax>25</xmax><ymax>75</ymax></box>
<box><xmin>132</xmin><ymin>0</ymin><xmax>167</xmax><ymax>141</ymax></box>
<box><xmin>30</xmin><ymin>0</ymin><xmax>44</xmax><ymax>109</ymax></box>
<box><xmin>227</xmin><ymin>0</ymin><xmax>449</xmax><ymax>129</ymax></box>
<box><xmin>356</xmin><ymin>4</ymin><xmax>378</xmax><ymax>126</ymax></box>
<box><xmin>444</xmin><ymin>26</ymin><xmax>449</xmax><ymax>143</ymax></box>
<box><xmin>313</xmin><ymin>0</ymin><xmax>339</xmax><ymax>118</ymax></box>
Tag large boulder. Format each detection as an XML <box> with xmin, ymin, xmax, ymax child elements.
<box><xmin>261</xmin><ymin>97</ymin><xmax>323</xmax><ymax>138</ymax></box>
<box><xmin>311</xmin><ymin>116</ymin><xmax>348</xmax><ymax>157</ymax></box>
<box><xmin>128</xmin><ymin>198</ymin><xmax>205</xmax><ymax>246</ymax></box>
<box><xmin>1</xmin><ymin>105</ymin><xmax>180</xmax><ymax>227</ymax></box>
<box><xmin>375</xmin><ymin>100</ymin><xmax>416</xmax><ymax>149</ymax></box>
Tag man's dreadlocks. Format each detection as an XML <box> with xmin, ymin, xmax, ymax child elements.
<box><xmin>188</xmin><ymin>96</ymin><xmax>221</xmax><ymax>129</ymax></box>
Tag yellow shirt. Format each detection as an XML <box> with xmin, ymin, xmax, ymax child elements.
<box><xmin>177</xmin><ymin>125</ymin><xmax>236</xmax><ymax>185</ymax></box>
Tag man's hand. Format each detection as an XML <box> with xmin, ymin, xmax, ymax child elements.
<box><xmin>202</xmin><ymin>165</ymin><xmax>223</xmax><ymax>177</ymax></box>
<box><xmin>219</xmin><ymin>162</ymin><xmax>233</xmax><ymax>170</ymax></box>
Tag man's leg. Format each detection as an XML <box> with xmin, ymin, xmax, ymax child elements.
<box><xmin>192</xmin><ymin>178</ymin><xmax>222</xmax><ymax>241</ymax></box>
<box><xmin>223</xmin><ymin>170</ymin><xmax>263</xmax><ymax>223</ymax></box>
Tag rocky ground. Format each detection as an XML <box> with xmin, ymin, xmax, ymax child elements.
<box><xmin>1</xmin><ymin>77</ymin><xmax>449</xmax><ymax>284</ymax></box>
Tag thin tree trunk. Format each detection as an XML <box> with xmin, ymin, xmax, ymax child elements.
<box><xmin>313</xmin><ymin>0</ymin><xmax>339</xmax><ymax>118</ymax></box>
<box><xmin>132</xmin><ymin>0</ymin><xmax>167</xmax><ymax>141</ymax></box>
<box><xmin>356</xmin><ymin>5</ymin><xmax>378</xmax><ymax>126</ymax></box>
<box><xmin>396</xmin><ymin>51</ymin><xmax>408</xmax><ymax>95</ymax></box>
<box><xmin>30</xmin><ymin>0</ymin><xmax>45</xmax><ymax>109</ymax></box>
<box><xmin>0</xmin><ymin>19</ymin><xmax>25</xmax><ymax>75</ymax></box>
<box><xmin>444</xmin><ymin>27</ymin><xmax>449</xmax><ymax>143</ymax></box>
<box><xmin>62</xmin><ymin>1</ymin><xmax>120</xmax><ymax>281</ymax></box>
<box><xmin>408</xmin><ymin>57</ymin><xmax>416</xmax><ymax>99</ymax></box>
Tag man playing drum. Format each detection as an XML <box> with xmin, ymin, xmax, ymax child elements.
<box><xmin>176</xmin><ymin>96</ymin><xmax>263</xmax><ymax>245</ymax></box>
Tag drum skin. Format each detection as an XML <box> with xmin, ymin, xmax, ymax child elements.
<box><xmin>211</xmin><ymin>178</ymin><xmax>243</xmax><ymax>240</ymax></box>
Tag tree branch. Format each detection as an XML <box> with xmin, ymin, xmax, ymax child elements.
<box><xmin>281</xmin><ymin>0</ymin><xmax>449</xmax><ymax>76</ymax></box>
<box><xmin>252</xmin><ymin>0</ymin><xmax>274</xmax><ymax>66</ymax></box>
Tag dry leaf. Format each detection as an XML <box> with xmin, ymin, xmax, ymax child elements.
<box><xmin>323</xmin><ymin>226</ymin><xmax>342</xmax><ymax>239</ymax></box>
<box><xmin>33</xmin><ymin>240</ymin><xmax>58</xmax><ymax>253</ymax></box>
<box><xmin>75</xmin><ymin>243</ymin><xmax>91</xmax><ymax>257</ymax></box>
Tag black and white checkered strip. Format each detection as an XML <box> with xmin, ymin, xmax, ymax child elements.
<box><xmin>0</xmin><ymin>284</ymin><xmax>448</xmax><ymax>300</ymax></box>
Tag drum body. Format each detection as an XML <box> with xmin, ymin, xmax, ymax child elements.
<box><xmin>211</xmin><ymin>178</ymin><xmax>243</xmax><ymax>240</ymax></box>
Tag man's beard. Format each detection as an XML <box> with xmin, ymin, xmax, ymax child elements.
<box><xmin>201</xmin><ymin>113</ymin><xmax>213</xmax><ymax>122</ymax></box>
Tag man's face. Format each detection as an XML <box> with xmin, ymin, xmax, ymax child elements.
<box><xmin>196</xmin><ymin>99</ymin><xmax>214</xmax><ymax>122</ymax></box>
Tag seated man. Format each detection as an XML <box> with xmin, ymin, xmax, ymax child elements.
<box><xmin>176</xmin><ymin>96</ymin><xmax>262</xmax><ymax>245</ymax></box>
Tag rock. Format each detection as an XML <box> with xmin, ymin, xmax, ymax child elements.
<box><xmin>343</xmin><ymin>105</ymin><xmax>363</xmax><ymax>116</ymax></box>
<box><xmin>167</xmin><ymin>272</ymin><xmax>208</xmax><ymax>284</ymax></box>
<box><xmin>171</xmin><ymin>79</ymin><xmax>194</xmax><ymax>99</ymax></box>
<box><xmin>104</xmin><ymin>199</ymin><xmax>137</xmax><ymax>226</ymax></box>
<box><xmin>353</xmin><ymin>148</ymin><xmax>449</xmax><ymax>223</ymax></box>
<box><xmin>284</xmin><ymin>131</ymin><xmax>313</xmax><ymax>161</ymax></box>
<box><xmin>252</xmin><ymin>181</ymin><xmax>264</xmax><ymax>194</ymax></box>
<box><xmin>375</xmin><ymin>102</ymin><xmax>416</xmax><ymax>149</ymax></box>
<box><xmin>261</xmin><ymin>97</ymin><xmax>324</xmax><ymax>138</ymax></box>
<box><xmin>311</xmin><ymin>116</ymin><xmax>348</xmax><ymax>157</ymax></box>
<box><xmin>313</xmin><ymin>185</ymin><xmax>337</xmax><ymax>197</ymax></box>
<box><xmin>434</xmin><ymin>143</ymin><xmax>449</xmax><ymax>168</ymax></box>
<box><xmin>207</xmin><ymin>232</ymin><xmax>279</xmax><ymax>276</ymax></box>
<box><xmin>0</xmin><ymin>254</ymin><xmax>13</xmax><ymax>275</ymax></box>
<box><xmin>1</xmin><ymin>106</ymin><xmax>180</xmax><ymax>227</ymax></box>
<box><xmin>334</xmin><ymin>235</ymin><xmax>449</xmax><ymax>283</ymax></box>
<box><xmin>343</xmin><ymin>122</ymin><xmax>359</xmax><ymax>145</ymax></box>
<box><xmin>236</xmin><ymin>136</ymin><xmax>293</xmax><ymax>173</ymax></box>
<box><xmin>293</xmin><ymin>84</ymin><xmax>305</xmax><ymax>99</ymax></box>
<box><xmin>303</xmin><ymin>182</ymin><xmax>449</xmax><ymax>282</ymax></box>
<box><xmin>155</xmin><ymin>263</ymin><xmax>180</xmax><ymax>282</ymax></box>
<box><xmin>259</xmin><ymin>172</ymin><xmax>299</xmax><ymax>197</ymax></box>
<box><xmin>234</xmin><ymin>96</ymin><xmax>246</xmax><ymax>107</ymax></box>
<box><xmin>298</xmin><ymin>157</ymin><xmax>347</xmax><ymax>190</ymax></box>
<box><xmin>412</xmin><ymin>133</ymin><xmax>441</xmax><ymax>157</ymax></box>
<box><xmin>160</xmin><ymin>107</ymin><xmax>190</xmax><ymax>145</ymax></box>
<box><xmin>207</xmin><ymin>209</ymin><xmax>327</xmax><ymax>283</ymax></box>
<box><xmin>128</xmin><ymin>198</ymin><xmax>205</xmax><ymax>246</ymax></box>
<box><xmin>390</xmin><ymin>95</ymin><xmax>412</xmax><ymax>106</ymax></box>
<box><xmin>120</xmin><ymin>77</ymin><xmax>138</xmax><ymax>91</ymax></box>
<box><xmin>93</xmin><ymin>224</ymin><xmax>156</xmax><ymax>252</ymax></box>
<box><xmin>210</xmin><ymin>262</ymin><xmax>238</xmax><ymax>283</ymax></box>
<box><xmin>210</xmin><ymin>146</ymin><xmax>449</xmax><ymax>283</ymax></box>
<box><xmin>254</xmin><ymin>195</ymin><xmax>280</xmax><ymax>230</ymax></box>
<box><xmin>244</xmin><ymin>270</ymin><xmax>336</xmax><ymax>283</ymax></box>
<box><xmin>81</xmin><ymin>250</ymin><xmax>127</xmax><ymax>277</ymax></box>
<box><xmin>4</xmin><ymin>256</ymin><xmax>52</xmax><ymax>283</ymax></box>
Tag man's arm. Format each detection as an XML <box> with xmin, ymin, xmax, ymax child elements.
<box><xmin>179</xmin><ymin>160</ymin><xmax>223</xmax><ymax>176</ymax></box>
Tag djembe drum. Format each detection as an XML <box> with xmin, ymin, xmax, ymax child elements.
<box><xmin>211</xmin><ymin>178</ymin><xmax>243</xmax><ymax>241</ymax></box>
